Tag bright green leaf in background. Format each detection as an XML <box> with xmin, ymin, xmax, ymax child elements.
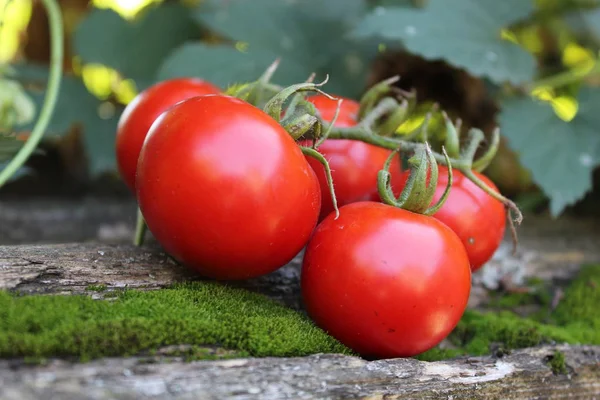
<box><xmin>352</xmin><ymin>0</ymin><xmax>537</xmax><ymax>84</ymax></box>
<box><xmin>13</xmin><ymin>64</ymin><xmax>120</xmax><ymax>176</ymax></box>
<box><xmin>159</xmin><ymin>0</ymin><xmax>377</xmax><ymax>98</ymax></box>
<box><xmin>500</xmin><ymin>88</ymin><xmax>600</xmax><ymax>216</ymax></box>
<box><xmin>73</xmin><ymin>3</ymin><xmax>200</xmax><ymax>90</ymax></box>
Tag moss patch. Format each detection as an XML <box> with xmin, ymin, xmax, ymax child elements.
<box><xmin>0</xmin><ymin>281</ymin><xmax>351</xmax><ymax>361</ymax></box>
<box><xmin>1</xmin><ymin>265</ymin><xmax>598</xmax><ymax>363</ymax></box>
<box><xmin>85</xmin><ymin>284</ymin><xmax>107</xmax><ymax>292</ymax></box>
<box><xmin>546</xmin><ymin>350</ymin><xmax>568</xmax><ymax>374</ymax></box>
<box><xmin>418</xmin><ymin>264</ymin><xmax>600</xmax><ymax>361</ymax></box>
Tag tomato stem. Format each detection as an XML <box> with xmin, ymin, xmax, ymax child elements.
<box><xmin>424</xmin><ymin>147</ymin><xmax>453</xmax><ymax>215</ymax></box>
<box><xmin>460</xmin><ymin>128</ymin><xmax>484</xmax><ymax>164</ymax></box>
<box><xmin>357</xmin><ymin>75</ymin><xmax>400</xmax><ymax>121</ymax></box>
<box><xmin>314</xmin><ymin>99</ymin><xmax>342</xmax><ymax>148</ymax></box>
<box><xmin>0</xmin><ymin>0</ymin><xmax>63</xmax><ymax>188</ymax></box>
<box><xmin>472</xmin><ymin>127</ymin><xmax>500</xmax><ymax>172</ymax></box>
<box><xmin>301</xmin><ymin>146</ymin><xmax>339</xmax><ymax>219</ymax></box>
<box><xmin>326</xmin><ymin>124</ymin><xmax>523</xmax><ymax>224</ymax></box>
<box><xmin>461</xmin><ymin>167</ymin><xmax>523</xmax><ymax>252</ymax></box>
<box><xmin>378</xmin><ymin>143</ymin><xmax>451</xmax><ymax>215</ymax></box>
<box><xmin>442</xmin><ymin>111</ymin><xmax>461</xmax><ymax>159</ymax></box>
<box><xmin>378</xmin><ymin>99</ymin><xmax>409</xmax><ymax>136</ymax></box>
<box><xmin>134</xmin><ymin>207</ymin><xmax>147</xmax><ymax>246</ymax></box>
<box><xmin>263</xmin><ymin>76</ymin><xmax>333</xmax><ymax>122</ymax></box>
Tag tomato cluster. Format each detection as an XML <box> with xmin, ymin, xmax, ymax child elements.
<box><xmin>115</xmin><ymin>76</ymin><xmax>508</xmax><ymax>359</ymax></box>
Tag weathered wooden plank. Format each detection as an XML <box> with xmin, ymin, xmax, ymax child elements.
<box><xmin>0</xmin><ymin>242</ymin><xmax>305</xmax><ymax>309</ymax></box>
<box><xmin>0</xmin><ymin>344</ymin><xmax>598</xmax><ymax>399</ymax></box>
<box><xmin>2</xmin><ymin>212</ymin><xmax>600</xmax><ymax>309</ymax></box>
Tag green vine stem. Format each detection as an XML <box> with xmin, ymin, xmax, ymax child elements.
<box><xmin>0</xmin><ymin>0</ymin><xmax>63</xmax><ymax>188</ymax></box>
<box><xmin>300</xmin><ymin>146</ymin><xmax>339</xmax><ymax>218</ymax></box>
<box><xmin>324</xmin><ymin>123</ymin><xmax>523</xmax><ymax>229</ymax></box>
<box><xmin>472</xmin><ymin>127</ymin><xmax>500</xmax><ymax>172</ymax></box>
<box><xmin>526</xmin><ymin>56</ymin><xmax>600</xmax><ymax>91</ymax></box>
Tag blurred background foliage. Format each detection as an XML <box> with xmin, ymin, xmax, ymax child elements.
<box><xmin>0</xmin><ymin>0</ymin><xmax>599</xmax><ymax>217</ymax></box>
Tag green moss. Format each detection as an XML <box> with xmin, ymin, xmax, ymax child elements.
<box><xmin>488</xmin><ymin>279</ymin><xmax>552</xmax><ymax>310</ymax></box>
<box><xmin>85</xmin><ymin>284</ymin><xmax>107</xmax><ymax>292</ymax></box>
<box><xmin>0</xmin><ymin>282</ymin><xmax>351</xmax><ymax>361</ymax></box>
<box><xmin>547</xmin><ymin>350</ymin><xmax>567</xmax><ymax>374</ymax></box>
<box><xmin>552</xmin><ymin>264</ymin><xmax>600</xmax><ymax>329</ymax></box>
<box><xmin>419</xmin><ymin>265</ymin><xmax>600</xmax><ymax>361</ymax></box>
<box><xmin>1</xmin><ymin>264</ymin><xmax>598</xmax><ymax>363</ymax></box>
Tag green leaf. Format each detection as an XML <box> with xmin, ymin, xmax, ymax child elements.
<box><xmin>158</xmin><ymin>0</ymin><xmax>375</xmax><ymax>98</ymax></box>
<box><xmin>73</xmin><ymin>3</ymin><xmax>200</xmax><ymax>89</ymax></box>
<box><xmin>500</xmin><ymin>88</ymin><xmax>600</xmax><ymax>216</ymax></box>
<box><xmin>352</xmin><ymin>0</ymin><xmax>536</xmax><ymax>84</ymax></box>
<box><xmin>157</xmin><ymin>44</ymin><xmax>308</xmax><ymax>90</ymax></box>
<box><xmin>13</xmin><ymin>64</ymin><xmax>121</xmax><ymax>176</ymax></box>
<box><xmin>0</xmin><ymin>79</ymin><xmax>36</xmax><ymax>130</ymax></box>
<box><xmin>582</xmin><ymin>8</ymin><xmax>600</xmax><ymax>40</ymax></box>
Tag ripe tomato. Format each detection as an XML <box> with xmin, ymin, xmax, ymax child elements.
<box><xmin>430</xmin><ymin>167</ymin><xmax>506</xmax><ymax>271</ymax></box>
<box><xmin>136</xmin><ymin>95</ymin><xmax>321</xmax><ymax>280</ymax></box>
<box><xmin>301</xmin><ymin>201</ymin><xmax>471</xmax><ymax>358</ymax></box>
<box><xmin>301</xmin><ymin>95</ymin><xmax>405</xmax><ymax>220</ymax></box>
<box><xmin>115</xmin><ymin>77</ymin><xmax>220</xmax><ymax>192</ymax></box>
<box><xmin>307</xmin><ymin>94</ymin><xmax>360</xmax><ymax>126</ymax></box>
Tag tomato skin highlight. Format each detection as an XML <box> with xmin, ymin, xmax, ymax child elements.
<box><xmin>431</xmin><ymin>167</ymin><xmax>506</xmax><ymax>271</ymax></box>
<box><xmin>301</xmin><ymin>201</ymin><xmax>471</xmax><ymax>359</ymax></box>
<box><xmin>115</xmin><ymin>77</ymin><xmax>220</xmax><ymax>193</ymax></box>
<box><xmin>302</xmin><ymin>95</ymin><xmax>405</xmax><ymax>220</ymax></box>
<box><xmin>136</xmin><ymin>95</ymin><xmax>321</xmax><ymax>280</ymax></box>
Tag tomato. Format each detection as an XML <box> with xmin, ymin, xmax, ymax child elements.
<box><xmin>301</xmin><ymin>95</ymin><xmax>405</xmax><ymax>220</ymax></box>
<box><xmin>136</xmin><ymin>95</ymin><xmax>321</xmax><ymax>280</ymax></box>
<box><xmin>116</xmin><ymin>77</ymin><xmax>220</xmax><ymax>192</ymax></box>
<box><xmin>307</xmin><ymin>94</ymin><xmax>360</xmax><ymax>125</ymax></box>
<box><xmin>430</xmin><ymin>166</ymin><xmax>506</xmax><ymax>271</ymax></box>
<box><xmin>301</xmin><ymin>201</ymin><xmax>471</xmax><ymax>358</ymax></box>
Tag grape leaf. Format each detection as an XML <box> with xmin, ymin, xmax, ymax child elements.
<box><xmin>158</xmin><ymin>0</ymin><xmax>376</xmax><ymax>97</ymax></box>
<box><xmin>500</xmin><ymin>88</ymin><xmax>600</xmax><ymax>216</ymax></box>
<box><xmin>73</xmin><ymin>3</ymin><xmax>200</xmax><ymax>90</ymax></box>
<box><xmin>352</xmin><ymin>0</ymin><xmax>536</xmax><ymax>84</ymax></box>
<box><xmin>13</xmin><ymin>64</ymin><xmax>121</xmax><ymax>176</ymax></box>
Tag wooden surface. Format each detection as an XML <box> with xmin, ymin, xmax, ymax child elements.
<box><xmin>0</xmin><ymin>345</ymin><xmax>598</xmax><ymax>399</ymax></box>
<box><xmin>2</xmin><ymin>198</ymin><xmax>600</xmax><ymax>399</ymax></box>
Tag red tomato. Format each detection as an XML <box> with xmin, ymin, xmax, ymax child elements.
<box><xmin>301</xmin><ymin>95</ymin><xmax>405</xmax><ymax>220</ymax></box>
<box><xmin>431</xmin><ymin>167</ymin><xmax>506</xmax><ymax>271</ymax></box>
<box><xmin>136</xmin><ymin>95</ymin><xmax>321</xmax><ymax>280</ymax></box>
<box><xmin>116</xmin><ymin>77</ymin><xmax>220</xmax><ymax>192</ymax></box>
<box><xmin>307</xmin><ymin>94</ymin><xmax>360</xmax><ymax>125</ymax></box>
<box><xmin>301</xmin><ymin>201</ymin><xmax>471</xmax><ymax>358</ymax></box>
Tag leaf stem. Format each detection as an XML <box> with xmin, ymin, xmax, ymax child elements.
<box><xmin>527</xmin><ymin>60</ymin><xmax>600</xmax><ymax>91</ymax></box>
<box><xmin>0</xmin><ymin>0</ymin><xmax>63</xmax><ymax>188</ymax></box>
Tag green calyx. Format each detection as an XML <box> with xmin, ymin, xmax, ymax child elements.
<box><xmin>378</xmin><ymin>143</ymin><xmax>453</xmax><ymax>216</ymax></box>
<box><xmin>225</xmin><ymin>59</ymin><xmax>283</xmax><ymax>109</ymax></box>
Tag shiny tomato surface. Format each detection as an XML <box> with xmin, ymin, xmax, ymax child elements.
<box><xmin>137</xmin><ymin>95</ymin><xmax>321</xmax><ymax>280</ymax></box>
<box><xmin>116</xmin><ymin>77</ymin><xmax>220</xmax><ymax>192</ymax></box>
<box><xmin>301</xmin><ymin>201</ymin><xmax>471</xmax><ymax>358</ymax></box>
<box><xmin>431</xmin><ymin>167</ymin><xmax>506</xmax><ymax>271</ymax></box>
